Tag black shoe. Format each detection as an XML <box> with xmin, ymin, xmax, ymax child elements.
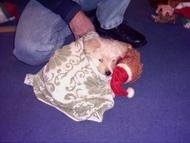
<box><xmin>93</xmin><ymin>18</ymin><xmax>147</xmax><ymax>48</ymax></box>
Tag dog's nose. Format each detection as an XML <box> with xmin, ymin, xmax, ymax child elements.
<box><xmin>105</xmin><ymin>71</ymin><xmax>111</xmax><ymax>76</ymax></box>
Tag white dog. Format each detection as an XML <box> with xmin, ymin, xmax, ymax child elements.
<box><xmin>84</xmin><ymin>33</ymin><xmax>132</xmax><ymax>77</ymax></box>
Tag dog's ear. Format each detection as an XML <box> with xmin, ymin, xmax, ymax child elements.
<box><xmin>84</xmin><ymin>38</ymin><xmax>100</xmax><ymax>54</ymax></box>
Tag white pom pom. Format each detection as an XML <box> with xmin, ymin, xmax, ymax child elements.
<box><xmin>127</xmin><ymin>87</ymin><xmax>135</xmax><ymax>98</ymax></box>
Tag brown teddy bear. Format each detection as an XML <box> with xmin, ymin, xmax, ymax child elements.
<box><xmin>110</xmin><ymin>48</ymin><xmax>143</xmax><ymax>98</ymax></box>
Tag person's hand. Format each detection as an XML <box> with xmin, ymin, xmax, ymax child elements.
<box><xmin>156</xmin><ymin>4</ymin><xmax>174</xmax><ymax>16</ymax></box>
<box><xmin>69</xmin><ymin>10</ymin><xmax>95</xmax><ymax>39</ymax></box>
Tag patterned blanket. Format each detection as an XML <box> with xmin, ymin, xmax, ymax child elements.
<box><xmin>24</xmin><ymin>32</ymin><xmax>114</xmax><ymax>122</ymax></box>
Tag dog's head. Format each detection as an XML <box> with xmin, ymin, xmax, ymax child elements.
<box><xmin>84</xmin><ymin>34</ymin><xmax>132</xmax><ymax>77</ymax></box>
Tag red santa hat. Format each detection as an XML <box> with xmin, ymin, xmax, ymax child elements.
<box><xmin>2</xmin><ymin>2</ymin><xmax>20</xmax><ymax>20</ymax></box>
<box><xmin>175</xmin><ymin>7</ymin><xmax>190</xmax><ymax>18</ymax></box>
<box><xmin>110</xmin><ymin>63</ymin><xmax>135</xmax><ymax>98</ymax></box>
<box><xmin>174</xmin><ymin>2</ymin><xmax>190</xmax><ymax>18</ymax></box>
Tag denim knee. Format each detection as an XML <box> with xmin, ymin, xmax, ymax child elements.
<box><xmin>13</xmin><ymin>40</ymin><xmax>52</xmax><ymax>66</ymax></box>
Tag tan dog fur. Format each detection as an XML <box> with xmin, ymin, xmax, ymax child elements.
<box><xmin>84</xmin><ymin>36</ymin><xmax>132</xmax><ymax>76</ymax></box>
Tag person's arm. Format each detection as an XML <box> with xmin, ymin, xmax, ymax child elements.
<box><xmin>37</xmin><ymin>0</ymin><xmax>95</xmax><ymax>39</ymax></box>
<box><xmin>37</xmin><ymin>0</ymin><xmax>81</xmax><ymax>24</ymax></box>
<box><xmin>69</xmin><ymin>10</ymin><xmax>95</xmax><ymax>39</ymax></box>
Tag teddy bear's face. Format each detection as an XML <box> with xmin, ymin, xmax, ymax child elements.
<box><xmin>120</xmin><ymin>48</ymin><xmax>143</xmax><ymax>82</ymax></box>
<box><xmin>152</xmin><ymin>11</ymin><xmax>176</xmax><ymax>23</ymax></box>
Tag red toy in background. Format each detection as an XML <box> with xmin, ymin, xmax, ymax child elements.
<box><xmin>151</xmin><ymin>0</ymin><xmax>190</xmax><ymax>28</ymax></box>
<box><xmin>110</xmin><ymin>48</ymin><xmax>143</xmax><ymax>98</ymax></box>
<box><xmin>174</xmin><ymin>2</ymin><xmax>190</xmax><ymax>18</ymax></box>
<box><xmin>0</xmin><ymin>1</ymin><xmax>20</xmax><ymax>24</ymax></box>
<box><xmin>3</xmin><ymin>1</ymin><xmax>20</xmax><ymax>20</ymax></box>
<box><xmin>175</xmin><ymin>7</ymin><xmax>190</xmax><ymax>18</ymax></box>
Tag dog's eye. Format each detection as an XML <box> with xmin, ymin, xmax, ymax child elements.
<box><xmin>112</xmin><ymin>59</ymin><xmax>116</xmax><ymax>63</ymax></box>
<box><xmin>98</xmin><ymin>58</ymin><xmax>104</xmax><ymax>63</ymax></box>
<box><xmin>112</xmin><ymin>59</ymin><xmax>117</xmax><ymax>64</ymax></box>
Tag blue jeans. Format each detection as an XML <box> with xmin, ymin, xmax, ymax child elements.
<box><xmin>13</xmin><ymin>0</ymin><xmax>131</xmax><ymax>65</ymax></box>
